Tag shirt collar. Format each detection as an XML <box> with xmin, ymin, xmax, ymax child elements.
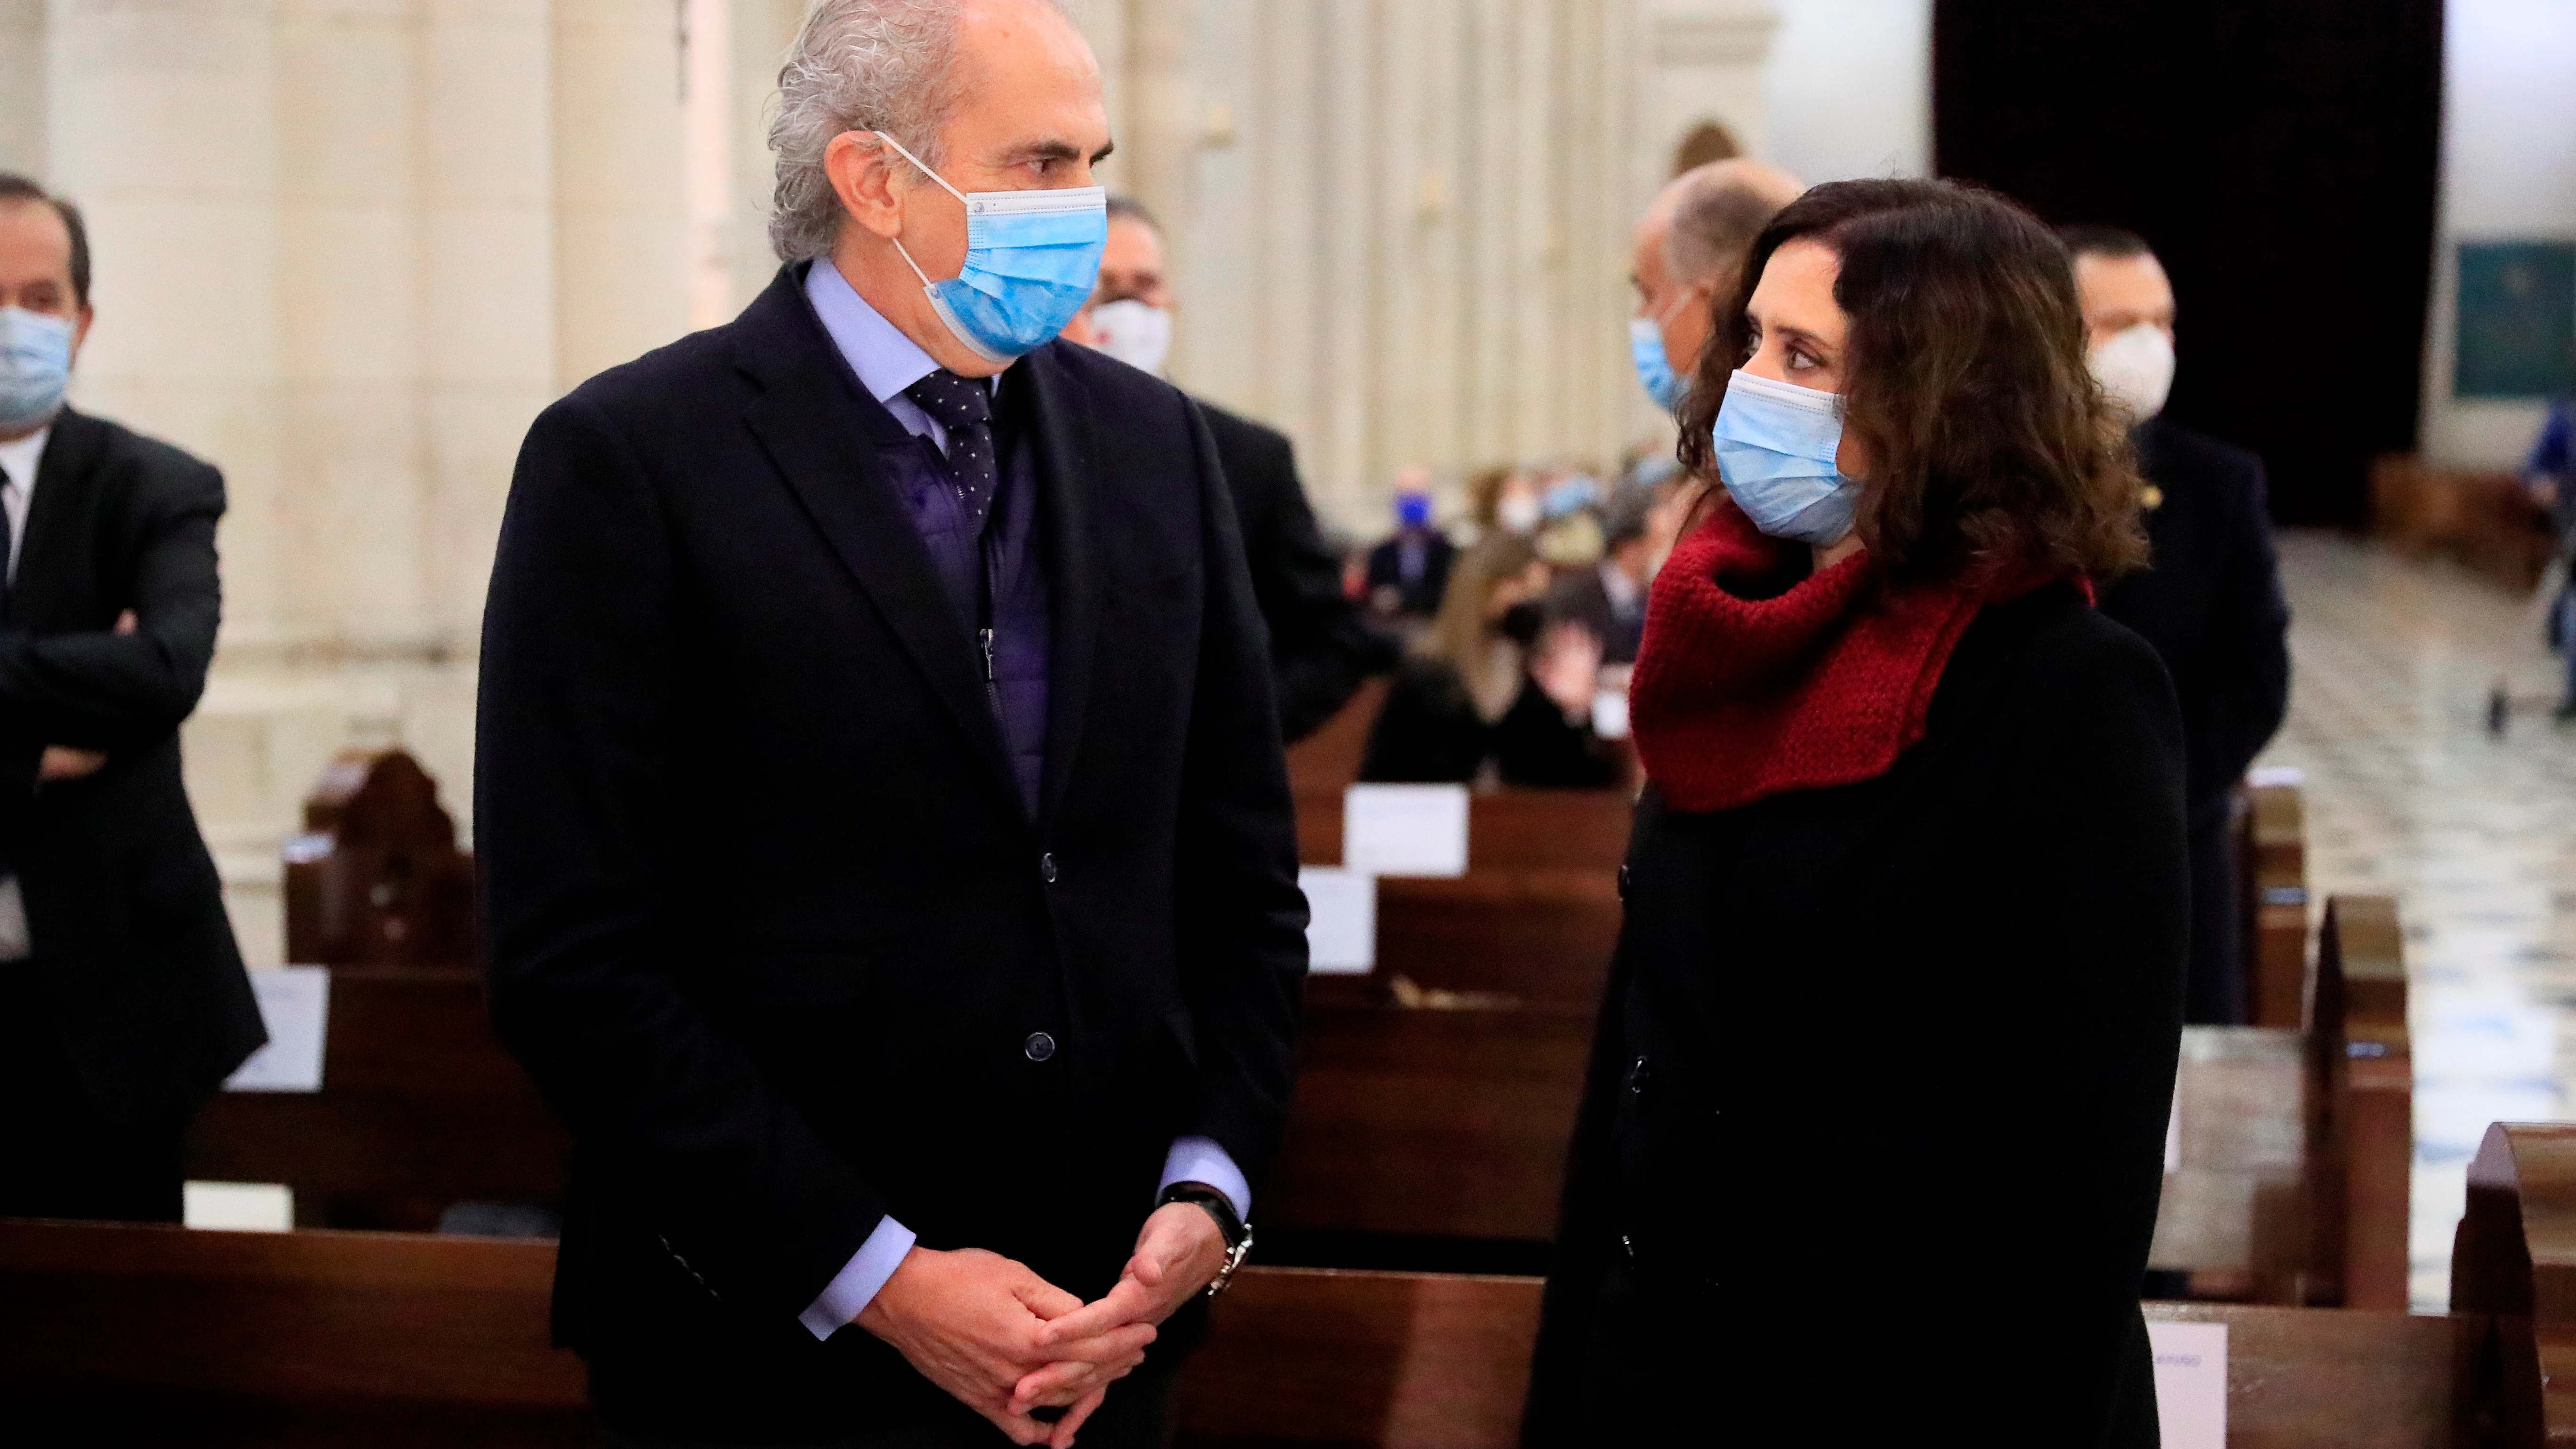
<box><xmin>0</xmin><ymin>425</ymin><xmax>49</xmax><ymax>496</ymax></box>
<box><xmin>804</xmin><ymin>258</ymin><xmax>1000</xmax><ymax>406</ymax></box>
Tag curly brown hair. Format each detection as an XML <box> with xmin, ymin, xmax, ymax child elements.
<box><xmin>1674</xmin><ymin>178</ymin><xmax>2147</xmax><ymax>585</ymax></box>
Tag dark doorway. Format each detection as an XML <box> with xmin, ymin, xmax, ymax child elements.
<box><xmin>1933</xmin><ymin>0</ymin><xmax>2444</xmax><ymax>526</ymax></box>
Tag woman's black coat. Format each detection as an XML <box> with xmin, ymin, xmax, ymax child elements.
<box><xmin>1522</xmin><ymin>583</ymin><xmax>2188</xmax><ymax>1447</ymax></box>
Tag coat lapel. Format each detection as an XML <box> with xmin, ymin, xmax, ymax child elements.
<box><xmin>14</xmin><ymin>408</ymin><xmax>105</xmax><ymax>625</ymax></box>
<box><xmin>1019</xmin><ymin>344</ymin><xmax>1102</xmax><ymax>829</ymax></box>
<box><xmin>732</xmin><ymin>271</ymin><xmax>1025</xmax><ymax>820</ymax></box>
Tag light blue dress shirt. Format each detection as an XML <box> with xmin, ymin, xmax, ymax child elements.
<box><xmin>794</xmin><ymin>259</ymin><xmax>1252</xmax><ymax>1340</ymax></box>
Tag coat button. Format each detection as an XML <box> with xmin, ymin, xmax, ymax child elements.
<box><xmin>1039</xmin><ymin>853</ymin><xmax>1058</xmax><ymax>885</ymax></box>
<box><xmin>1620</xmin><ymin>1233</ymin><xmax>1637</xmax><ymax>1262</ymax></box>
<box><xmin>1617</xmin><ymin>864</ymin><xmax>1630</xmax><ymax>900</ymax></box>
<box><xmin>1627</xmin><ymin>1055</ymin><xmax>1651</xmax><ymax>1095</ymax></box>
<box><xmin>1023</xmin><ymin>1031</ymin><xmax>1057</xmax><ymax>1062</ymax></box>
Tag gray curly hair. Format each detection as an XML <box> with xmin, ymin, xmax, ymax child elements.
<box><xmin>768</xmin><ymin>0</ymin><xmax>980</xmax><ymax>263</ymax></box>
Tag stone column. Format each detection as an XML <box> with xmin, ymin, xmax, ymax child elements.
<box><xmin>551</xmin><ymin>0</ymin><xmax>689</xmax><ymax>390</ymax></box>
<box><xmin>0</xmin><ymin>0</ymin><xmax>43</xmax><ymax>176</ymax></box>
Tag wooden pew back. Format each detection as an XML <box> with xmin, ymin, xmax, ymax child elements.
<box><xmin>2149</xmin><ymin>894</ymin><xmax>2414</xmax><ymax>1309</ymax></box>
<box><xmin>0</xmin><ymin>1220</ymin><xmax>584</xmax><ymax>1447</ymax></box>
<box><xmin>2241</xmin><ymin>779</ymin><xmax>2310</xmax><ymax>1028</ymax></box>
<box><xmin>187</xmin><ymin>967</ymin><xmax>569</xmax><ymax>1232</ymax></box>
<box><xmin>283</xmin><ymin>748</ymin><xmax>476</xmax><ymax>968</ymax></box>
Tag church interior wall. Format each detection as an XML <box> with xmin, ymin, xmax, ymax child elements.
<box><xmin>2418</xmin><ymin>0</ymin><xmax>2576</xmax><ymax>469</ymax></box>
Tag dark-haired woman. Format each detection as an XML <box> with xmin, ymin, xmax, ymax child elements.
<box><xmin>1522</xmin><ymin>179</ymin><xmax>2186</xmax><ymax>1446</ymax></box>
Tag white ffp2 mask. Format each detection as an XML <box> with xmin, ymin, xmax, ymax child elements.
<box><xmin>2090</xmin><ymin>322</ymin><xmax>2174</xmax><ymax>423</ymax></box>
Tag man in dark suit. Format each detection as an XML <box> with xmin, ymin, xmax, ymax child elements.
<box><xmin>476</xmin><ymin>5</ymin><xmax>1306</xmax><ymax>1447</ymax></box>
<box><xmin>1362</xmin><ymin>473</ymin><xmax>1457</xmax><ymax>622</ymax></box>
<box><xmin>0</xmin><ymin>174</ymin><xmax>262</xmax><ymax>1223</ymax></box>
<box><xmin>1063</xmin><ymin>196</ymin><xmax>1390</xmax><ymax>742</ymax></box>
<box><xmin>2069</xmin><ymin>225</ymin><xmax>2292</xmax><ymax>1027</ymax></box>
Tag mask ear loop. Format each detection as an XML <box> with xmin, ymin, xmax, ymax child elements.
<box><xmin>872</xmin><ymin>130</ymin><xmax>969</xmax><ymax>289</ymax></box>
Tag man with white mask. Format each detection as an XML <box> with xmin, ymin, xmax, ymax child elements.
<box><xmin>2069</xmin><ymin>223</ymin><xmax>2290</xmax><ymax>1031</ymax></box>
<box><xmin>479</xmin><ymin>4</ymin><xmax>1306</xmax><ymax>1445</ymax></box>
<box><xmin>1063</xmin><ymin>198</ymin><xmax>1388</xmax><ymax>742</ymax></box>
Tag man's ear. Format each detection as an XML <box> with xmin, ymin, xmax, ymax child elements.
<box><xmin>68</xmin><ymin>304</ymin><xmax>94</xmax><ymax>362</ymax></box>
<box><xmin>825</xmin><ymin>132</ymin><xmax>907</xmax><ymax>242</ymax></box>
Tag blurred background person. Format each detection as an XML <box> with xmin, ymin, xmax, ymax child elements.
<box><xmin>1465</xmin><ymin>463</ymin><xmax>1544</xmax><ymax>540</ymax></box>
<box><xmin>1629</xmin><ymin>159</ymin><xmax>1804</xmax><ymax>414</ymax></box>
<box><xmin>1360</xmin><ymin>532</ymin><xmax>1620</xmax><ymax>789</ymax></box>
<box><xmin>1362</xmin><ymin>465</ymin><xmax>1455</xmax><ymax>625</ymax></box>
<box><xmin>1529</xmin><ymin>179</ymin><xmax>2183</xmax><ymax>1443</ymax></box>
<box><xmin>1064</xmin><ymin>195</ymin><xmax>1388</xmax><ymax>743</ymax></box>
<box><xmin>0</xmin><ymin>175</ymin><xmax>261</xmax><ymax>1224</ymax></box>
<box><xmin>1547</xmin><ymin>484</ymin><xmax>1658</xmax><ymax>665</ymax></box>
<box><xmin>2067</xmin><ymin>224</ymin><xmax>2291</xmax><ymax>1027</ymax></box>
<box><xmin>2523</xmin><ymin>394</ymin><xmax>2576</xmax><ymax>716</ymax></box>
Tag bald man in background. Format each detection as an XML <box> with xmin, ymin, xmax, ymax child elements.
<box><xmin>1626</xmin><ymin>159</ymin><xmax>1803</xmax><ymax>413</ymax></box>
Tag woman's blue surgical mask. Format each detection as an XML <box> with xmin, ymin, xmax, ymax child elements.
<box><xmin>876</xmin><ymin>132</ymin><xmax>1107</xmax><ymax>365</ymax></box>
<box><xmin>0</xmin><ymin>307</ymin><xmax>74</xmax><ymax>433</ymax></box>
<box><xmin>1710</xmin><ymin>369</ymin><xmax>1862</xmax><ymax>547</ymax></box>
<box><xmin>1629</xmin><ymin>316</ymin><xmax>1685</xmax><ymax>413</ymax></box>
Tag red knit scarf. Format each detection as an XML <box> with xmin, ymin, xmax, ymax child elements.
<box><xmin>1629</xmin><ymin>499</ymin><xmax>2063</xmax><ymax>813</ymax></box>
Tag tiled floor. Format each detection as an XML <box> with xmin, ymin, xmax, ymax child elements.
<box><xmin>2252</xmin><ymin>531</ymin><xmax>2576</xmax><ymax>1310</ymax></box>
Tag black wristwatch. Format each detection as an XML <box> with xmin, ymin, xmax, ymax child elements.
<box><xmin>1158</xmin><ymin>1180</ymin><xmax>1253</xmax><ymax>1296</ymax></box>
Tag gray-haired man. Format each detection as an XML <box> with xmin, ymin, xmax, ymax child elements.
<box><xmin>476</xmin><ymin>2</ymin><xmax>1306</xmax><ymax>1445</ymax></box>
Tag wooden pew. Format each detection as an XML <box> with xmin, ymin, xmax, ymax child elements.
<box><xmin>1286</xmin><ymin>675</ymin><xmax>1389</xmax><ymax>798</ymax></box>
<box><xmin>2148</xmin><ymin>894</ymin><xmax>2414</xmax><ymax>1309</ymax></box>
<box><xmin>185</xmin><ymin>966</ymin><xmax>570</xmax><ymax>1232</ymax></box>
<box><xmin>0</xmin><ymin>1119</ymin><xmax>2542</xmax><ymax>1448</ymax></box>
<box><xmin>1296</xmin><ymin>785</ymin><xmax>1634</xmax><ymax>872</ymax></box>
<box><xmin>2239</xmin><ymin>778</ymin><xmax>2310</xmax><ymax>1029</ymax></box>
<box><xmin>283</xmin><ymin>748</ymin><xmax>477</xmax><ymax>968</ymax></box>
<box><xmin>0</xmin><ymin>1220</ymin><xmax>586</xmax><ymax>1447</ymax></box>
<box><xmin>1183</xmin><ymin>1112</ymin><xmax>2560</xmax><ymax>1449</ymax></box>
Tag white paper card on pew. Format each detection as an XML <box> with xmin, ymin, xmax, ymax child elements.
<box><xmin>183</xmin><ymin>1181</ymin><xmax>295</xmax><ymax>1232</ymax></box>
<box><xmin>1343</xmin><ymin>783</ymin><xmax>1470</xmax><ymax>877</ymax></box>
<box><xmin>1300</xmin><ymin>867</ymin><xmax>1377</xmax><ymax>975</ymax></box>
<box><xmin>223</xmin><ymin>966</ymin><xmax>330</xmax><ymax>1093</ymax></box>
<box><xmin>2146</xmin><ymin>1320</ymin><xmax>2226</xmax><ymax>1449</ymax></box>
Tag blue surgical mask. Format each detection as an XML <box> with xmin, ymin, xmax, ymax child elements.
<box><xmin>1710</xmin><ymin>369</ymin><xmax>1862</xmax><ymax>546</ymax></box>
<box><xmin>877</xmin><ymin>132</ymin><xmax>1107</xmax><ymax>365</ymax></box>
<box><xmin>1629</xmin><ymin>316</ymin><xmax>1685</xmax><ymax>412</ymax></box>
<box><xmin>0</xmin><ymin>307</ymin><xmax>73</xmax><ymax>433</ymax></box>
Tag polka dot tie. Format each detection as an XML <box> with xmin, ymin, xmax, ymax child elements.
<box><xmin>904</xmin><ymin>369</ymin><xmax>1000</xmax><ymax>530</ymax></box>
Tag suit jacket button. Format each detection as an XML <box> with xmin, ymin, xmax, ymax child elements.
<box><xmin>1024</xmin><ymin>1031</ymin><xmax>1057</xmax><ymax>1063</ymax></box>
<box><xmin>1627</xmin><ymin>1055</ymin><xmax>1651</xmax><ymax>1095</ymax></box>
<box><xmin>1039</xmin><ymin>853</ymin><xmax>1059</xmax><ymax>885</ymax></box>
<box><xmin>1617</xmin><ymin>864</ymin><xmax>1631</xmax><ymax>900</ymax></box>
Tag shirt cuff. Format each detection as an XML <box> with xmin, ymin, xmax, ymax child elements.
<box><xmin>797</xmin><ymin>1215</ymin><xmax>917</xmax><ymax>1341</ymax></box>
<box><xmin>1158</xmin><ymin>1135</ymin><xmax>1252</xmax><ymax>1222</ymax></box>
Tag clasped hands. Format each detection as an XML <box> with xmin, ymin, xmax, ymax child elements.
<box><xmin>856</xmin><ymin>1201</ymin><xmax>1229</xmax><ymax>1448</ymax></box>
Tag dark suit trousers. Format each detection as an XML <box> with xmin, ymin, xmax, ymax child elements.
<box><xmin>0</xmin><ymin>964</ymin><xmax>190</xmax><ymax>1221</ymax></box>
<box><xmin>2184</xmin><ymin>810</ymin><xmax>2245</xmax><ymax>1026</ymax></box>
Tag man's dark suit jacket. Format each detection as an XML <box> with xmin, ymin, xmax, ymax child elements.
<box><xmin>2098</xmin><ymin>416</ymin><xmax>2291</xmax><ymax>821</ymax></box>
<box><xmin>1365</xmin><ymin>531</ymin><xmax>1456</xmax><ymax>618</ymax></box>
<box><xmin>1196</xmin><ymin>402</ymin><xmax>1390</xmax><ymax>743</ymax></box>
<box><xmin>0</xmin><ymin>408</ymin><xmax>259</xmax><ymax>1127</ymax></box>
<box><xmin>477</xmin><ymin>266</ymin><xmax>1308</xmax><ymax>1439</ymax></box>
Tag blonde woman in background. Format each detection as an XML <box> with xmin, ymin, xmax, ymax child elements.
<box><xmin>1358</xmin><ymin>532</ymin><xmax>1621</xmax><ymax>788</ymax></box>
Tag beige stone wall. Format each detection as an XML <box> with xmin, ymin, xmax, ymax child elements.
<box><xmin>2</xmin><ymin>0</ymin><xmax>1772</xmax><ymax>965</ymax></box>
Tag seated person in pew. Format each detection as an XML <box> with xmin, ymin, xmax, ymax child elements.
<box><xmin>1523</xmin><ymin>181</ymin><xmax>2186</xmax><ymax>1446</ymax></box>
<box><xmin>476</xmin><ymin>3</ymin><xmax>1306</xmax><ymax>1445</ymax></box>
<box><xmin>1359</xmin><ymin>532</ymin><xmax>1624</xmax><ymax>790</ymax></box>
